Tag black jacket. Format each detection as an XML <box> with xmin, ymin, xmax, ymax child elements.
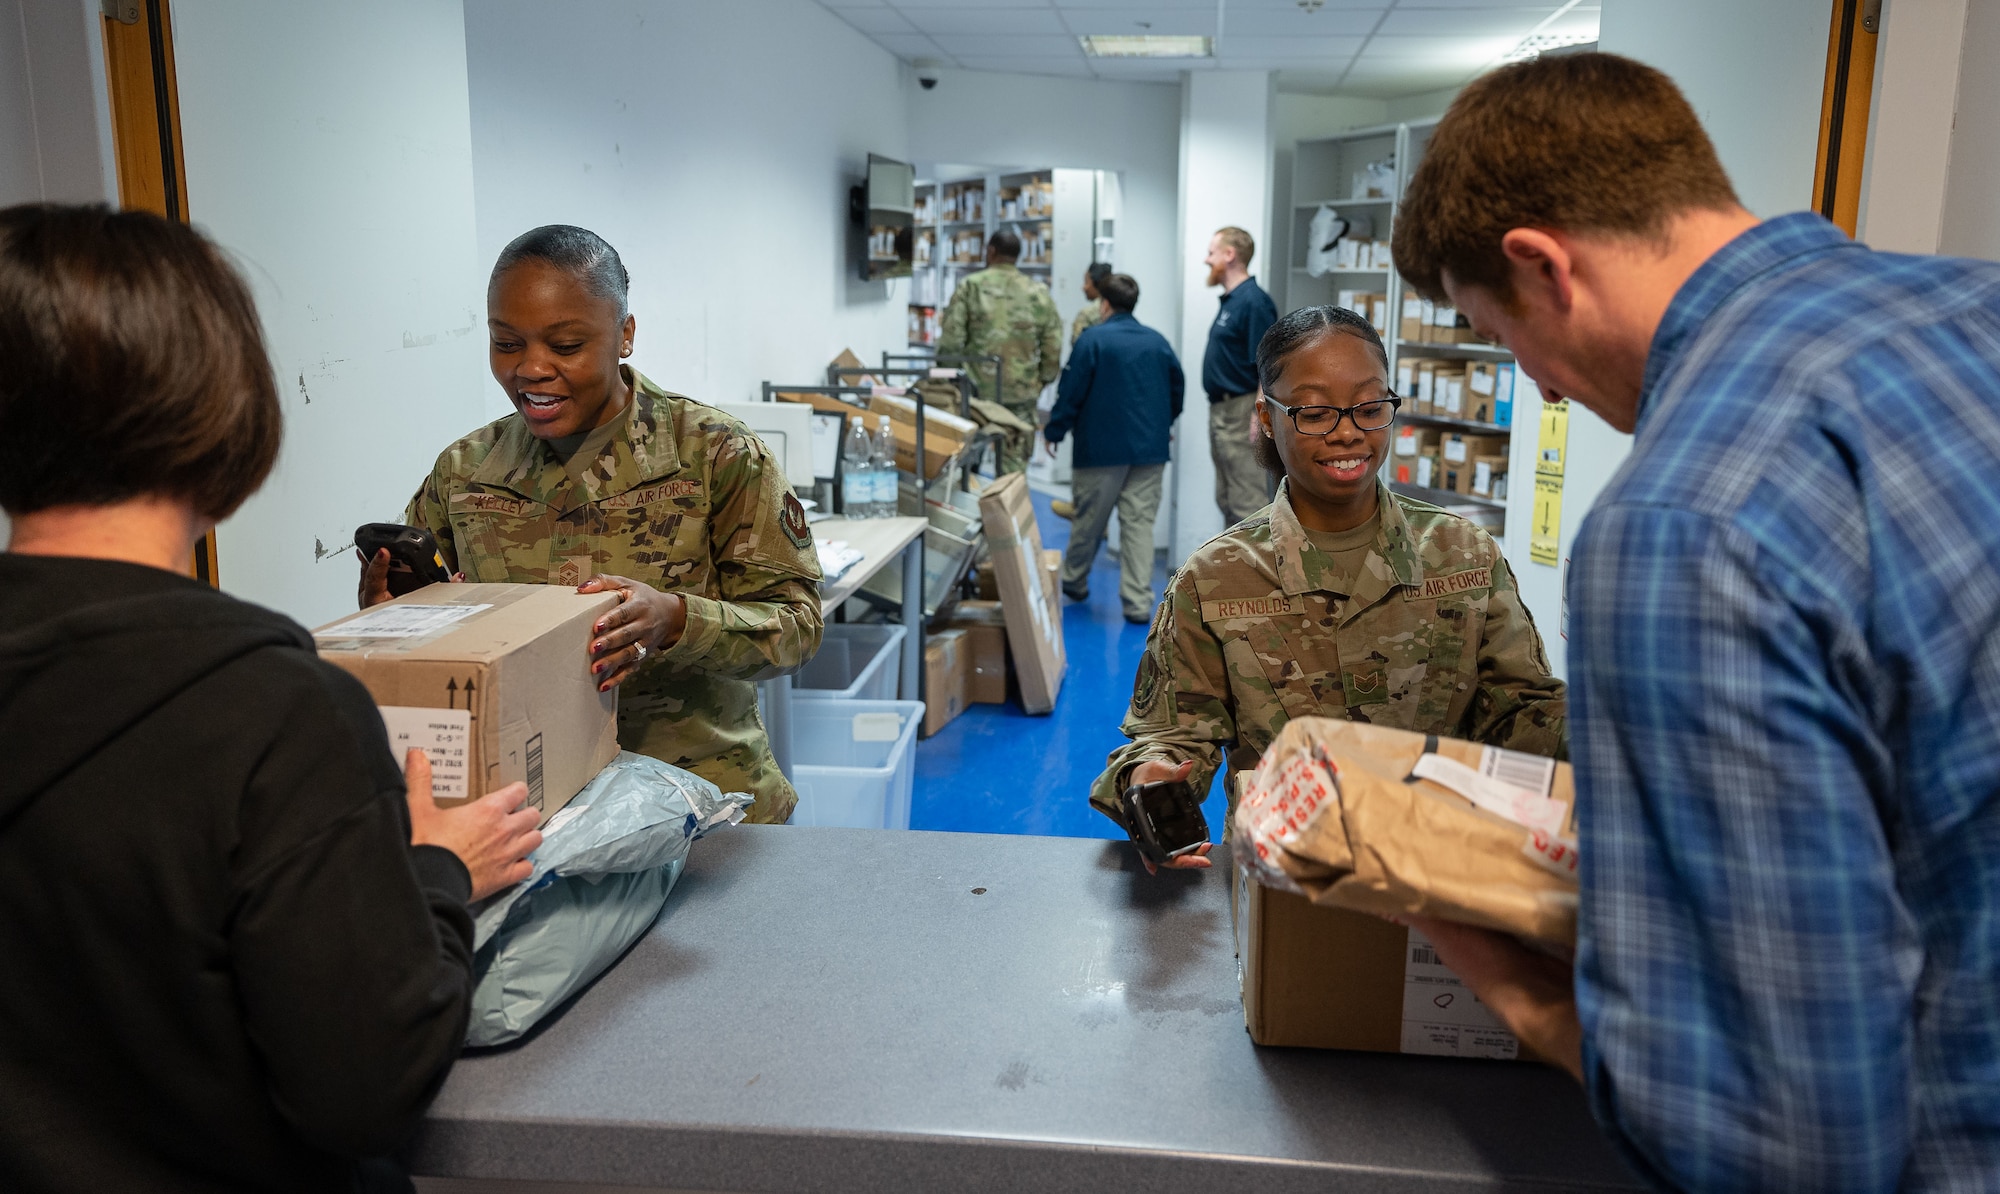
<box><xmin>1045</xmin><ymin>312</ymin><xmax>1186</xmax><ymax>469</ymax></box>
<box><xmin>0</xmin><ymin>555</ymin><xmax>475</xmax><ymax>1192</ymax></box>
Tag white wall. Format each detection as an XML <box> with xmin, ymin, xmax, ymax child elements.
<box><xmin>1938</xmin><ymin>0</ymin><xmax>2000</xmax><ymax>261</ymax></box>
<box><xmin>1173</xmin><ymin>70</ymin><xmax>1274</xmax><ymax>563</ymax></box>
<box><xmin>174</xmin><ymin>0</ymin><xmax>490</xmax><ymax>628</ymax></box>
<box><xmin>1857</xmin><ymin>0</ymin><xmax>1969</xmax><ymax>254</ymax></box>
<box><xmin>0</xmin><ymin>0</ymin><xmax>116</xmax><ymax>208</ymax></box>
<box><xmin>907</xmin><ymin>66</ymin><xmax>1182</xmax><ymax>356</ymax></box>
<box><xmin>1499</xmin><ymin>0</ymin><xmax>1830</xmax><ymax>677</ymax></box>
<box><xmin>464</xmin><ymin>0</ymin><xmax>910</xmax><ymax>405</ymax></box>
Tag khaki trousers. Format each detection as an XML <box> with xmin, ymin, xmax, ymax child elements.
<box><xmin>996</xmin><ymin>399</ymin><xmax>1040</xmax><ymax>474</ymax></box>
<box><xmin>1209</xmin><ymin>391</ymin><xmax>1270</xmax><ymax>526</ymax></box>
<box><xmin>1062</xmin><ymin>463</ymin><xmax>1165</xmax><ymax>620</ymax></box>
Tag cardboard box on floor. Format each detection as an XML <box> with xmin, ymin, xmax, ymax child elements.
<box><xmin>315</xmin><ymin>584</ymin><xmax>621</xmax><ymax>825</ymax></box>
<box><xmin>921</xmin><ymin>629</ymin><xmax>971</xmax><ymax>737</ymax></box>
<box><xmin>939</xmin><ymin>599</ymin><xmax>1008</xmax><ymax>704</ymax></box>
<box><xmin>976</xmin><ymin>473</ymin><xmax>1066</xmax><ymax>714</ymax></box>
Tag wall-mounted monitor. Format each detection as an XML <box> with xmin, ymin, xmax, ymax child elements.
<box><xmin>856</xmin><ymin>153</ymin><xmax>915</xmax><ymax>281</ymax></box>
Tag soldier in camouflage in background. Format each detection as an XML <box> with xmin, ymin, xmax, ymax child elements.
<box><xmin>361</xmin><ymin>225</ymin><xmax>822</xmax><ymax>824</ymax></box>
<box><xmin>1070</xmin><ymin>261</ymin><xmax>1113</xmax><ymax>345</ymax></box>
<box><xmin>936</xmin><ymin>229</ymin><xmax>1062</xmax><ymax>473</ymax></box>
<box><xmin>1088</xmin><ymin>305</ymin><xmax>1565</xmax><ymax>871</ymax></box>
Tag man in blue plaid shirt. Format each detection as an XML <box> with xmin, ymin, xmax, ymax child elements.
<box><xmin>1392</xmin><ymin>54</ymin><xmax>2000</xmax><ymax>1191</ymax></box>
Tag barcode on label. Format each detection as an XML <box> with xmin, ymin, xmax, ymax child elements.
<box><xmin>1409</xmin><ymin>943</ymin><xmax>1439</xmax><ymax>966</ymax></box>
<box><xmin>525</xmin><ymin>732</ymin><xmax>545</xmax><ymax>811</ymax></box>
<box><xmin>1481</xmin><ymin>746</ymin><xmax>1556</xmax><ymax>798</ymax></box>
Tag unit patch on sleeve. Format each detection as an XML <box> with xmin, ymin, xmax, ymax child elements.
<box><xmin>1402</xmin><ymin>567</ymin><xmax>1492</xmax><ymax>601</ymax></box>
<box><xmin>779</xmin><ymin>491</ymin><xmax>813</xmax><ymax>551</ymax></box>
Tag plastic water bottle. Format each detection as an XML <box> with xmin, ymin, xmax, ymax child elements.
<box><xmin>871</xmin><ymin>415</ymin><xmax>899</xmax><ymax>518</ymax></box>
<box><xmin>842</xmin><ymin>417</ymin><xmax>875</xmax><ymax>518</ymax></box>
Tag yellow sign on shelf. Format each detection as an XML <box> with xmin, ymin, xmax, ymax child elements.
<box><xmin>1530</xmin><ymin>398</ymin><xmax>1570</xmax><ymax>566</ymax></box>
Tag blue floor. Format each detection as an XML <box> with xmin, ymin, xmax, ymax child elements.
<box><xmin>910</xmin><ymin>489</ymin><xmax>1227</xmax><ymax>840</ymax></box>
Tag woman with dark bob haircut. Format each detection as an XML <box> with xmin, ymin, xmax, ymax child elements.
<box><xmin>0</xmin><ymin>204</ymin><xmax>539</xmax><ymax>1192</ymax></box>
<box><xmin>1087</xmin><ymin>304</ymin><xmax>1568</xmax><ymax>870</ymax></box>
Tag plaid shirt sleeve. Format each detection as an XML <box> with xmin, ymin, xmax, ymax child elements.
<box><xmin>1570</xmin><ymin>500</ymin><xmax>1919</xmax><ymax>1192</ymax></box>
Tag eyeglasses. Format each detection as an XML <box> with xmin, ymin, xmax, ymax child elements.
<box><xmin>1265</xmin><ymin>394</ymin><xmax>1402</xmax><ymax>436</ymax></box>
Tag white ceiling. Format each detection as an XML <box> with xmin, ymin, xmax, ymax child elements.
<box><xmin>818</xmin><ymin>0</ymin><xmax>1600</xmax><ymax>98</ymax></box>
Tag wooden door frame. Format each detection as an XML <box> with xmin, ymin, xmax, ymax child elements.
<box><xmin>101</xmin><ymin>0</ymin><xmax>218</xmax><ymax>585</ymax></box>
<box><xmin>1811</xmin><ymin>0</ymin><xmax>1882</xmax><ymax>237</ymax></box>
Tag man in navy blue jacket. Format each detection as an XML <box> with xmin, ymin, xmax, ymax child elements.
<box><xmin>1044</xmin><ymin>273</ymin><xmax>1184</xmax><ymax>624</ymax></box>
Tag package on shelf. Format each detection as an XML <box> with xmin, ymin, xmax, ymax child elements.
<box><xmin>1396</xmin><ymin>358</ymin><xmax>1415</xmax><ymax>398</ymax></box>
<box><xmin>1471</xmin><ymin>454</ymin><xmax>1508</xmax><ymax>498</ymax></box>
<box><xmin>1441</xmin><ymin>431</ymin><xmax>1505</xmax><ymax>465</ymax></box>
<box><xmin>1464</xmin><ymin>363</ymin><xmax>1499</xmax><ymax>422</ymax></box>
<box><xmin>868</xmin><ymin>391</ymin><xmax>977</xmax><ymax>450</ymax></box>
<box><xmin>1495</xmin><ymin>362</ymin><xmax>1517</xmax><ymax>426</ymax></box>
<box><xmin>1400</xmin><ymin>290</ymin><xmax>1423</xmax><ymax>343</ymax></box>
<box><xmin>1367</xmin><ymin>294</ymin><xmax>1390</xmax><ymax>337</ymax></box>
<box><xmin>1427</xmin><ymin>303</ymin><xmax>1477</xmax><ymax>345</ymax></box>
<box><xmin>1437</xmin><ymin>368</ymin><xmax>1465</xmax><ymax>418</ymax></box>
<box><xmin>1370</xmin><ymin>241</ymin><xmax>1394</xmax><ymax>270</ymax></box>
<box><xmin>1392</xmin><ymin>424</ymin><xmax>1437</xmax><ymax>461</ymax></box>
<box><xmin>1413</xmin><ymin>360</ymin><xmax>1437</xmax><ymax>415</ymax></box>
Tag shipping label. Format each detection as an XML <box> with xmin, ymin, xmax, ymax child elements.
<box><xmin>1401</xmin><ymin>929</ymin><xmax>1520</xmax><ymax>1060</ymax></box>
<box><xmin>380</xmin><ymin>706</ymin><xmax>473</xmax><ymax>803</ymax></box>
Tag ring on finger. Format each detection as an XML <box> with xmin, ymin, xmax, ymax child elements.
<box><xmin>634</xmin><ymin>641</ymin><xmax>648</xmax><ymax>662</ymax></box>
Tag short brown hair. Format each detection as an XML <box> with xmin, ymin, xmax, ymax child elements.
<box><xmin>1098</xmin><ymin>273</ymin><xmax>1139</xmax><ymax>313</ymax></box>
<box><xmin>0</xmin><ymin>204</ymin><xmax>279</xmax><ymax>518</ymax></box>
<box><xmin>987</xmin><ymin>229</ymin><xmax>1021</xmax><ymax>261</ymax></box>
<box><xmin>1213</xmin><ymin>226</ymin><xmax>1255</xmax><ymax>268</ymax></box>
<box><xmin>1393</xmin><ymin>52</ymin><xmax>1739</xmax><ymax>301</ymax></box>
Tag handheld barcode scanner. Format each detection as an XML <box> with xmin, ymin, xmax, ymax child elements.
<box><xmin>354</xmin><ymin>522</ymin><xmax>453</xmax><ymax>598</ymax></box>
<box><xmin>1121</xmin><ymin>778</ymin><xmax>1211</xmax><ymax>866</ymax></box>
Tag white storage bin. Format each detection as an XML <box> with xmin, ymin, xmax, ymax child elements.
<box><xmin>794</xmin><ymin>623</ymin><xmax>906</xmax><ymax>702</ymax></box>
<box><xmin>791</xmin><ymin>699</ymin><xmax>924</xmax><ymax>830</ymax></box>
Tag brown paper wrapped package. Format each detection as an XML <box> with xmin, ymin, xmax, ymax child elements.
<box><xmin>1234</xmin><ymin>718</ymin><xmax>1578</xmax><ymax>948</ymax></box>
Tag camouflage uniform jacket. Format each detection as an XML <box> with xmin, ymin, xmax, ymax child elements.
<box><xmin>1089</xmin><ymin>480</ymin><xmax>1566</xmax><ymax>827</ymax></box>
<box><xmin>1070</xmin><ymin>301</ymin><xmax>1105</xmax><ymax>346</ymax></box>
<box><xmin>936</xmin><ymin>263</ymin><xmax>1062</xmax><ymax>410</ymax></box>
<box><xmin>406</xmin><ymin>367</ymin><xmax>824</xmax><ymax>824</ymax></box>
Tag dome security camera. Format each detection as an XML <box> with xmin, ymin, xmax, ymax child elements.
<box><xmin>915</xmin><ymin>59</ymin><xmax>941</xmax><ymax>90</ymax></box>
<box><xmin>920</xmin><ymin>74</ymin><xmax>939</xmax><ymax>90</ymax></box>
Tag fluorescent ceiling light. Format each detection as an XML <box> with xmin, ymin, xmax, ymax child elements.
<box><xmin>1080</xmin><ymin>35</ymin><xmax>1212</xmax><ymax>59</ymax></box>
<box><xmin>1500</xmin><ymin>32</ymin><xmax>1597</xmax><ymax>63</ymax></box>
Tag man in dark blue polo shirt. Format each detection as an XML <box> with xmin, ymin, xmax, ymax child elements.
<box><xmin>1201</xmin><ymin>226</ymin><xmax>1277</xmax><ymax>526</ymax></box>
<box><xmin>1044</xmin><ymin>273</ymin><xmax>1184</xmax><ymax>624</ymax></box>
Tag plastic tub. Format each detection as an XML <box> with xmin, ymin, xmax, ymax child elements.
<box><xmin>794</xmin><ymin>623</ymin><xmax>906</xmax><ymax>701</ymax></box>
<box><xmin>790</xmin><ymin>699</ymin><xmax>924</xmax><ymax>830</ymax></box>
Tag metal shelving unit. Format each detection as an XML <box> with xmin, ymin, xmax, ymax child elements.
<box><xmin>1287</xmin><ymin>116</ymin><xmax>1520</xmax><ymax>531</ymax></box>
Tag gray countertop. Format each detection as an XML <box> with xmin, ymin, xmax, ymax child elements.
<box><xmin>411</xmin><ymin>826</ymin><xmax>1639</xmax><ymax>1193</ymax></box>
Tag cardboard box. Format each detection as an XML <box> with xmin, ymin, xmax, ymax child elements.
<box><xmin>315</xmin><ymin>584</ymin><xmax>621</xmax><ymax>824</ymax></box>
<box><xmin>1495</xmin><ymin>362</ymin><xmax>1517</xmax><ymax>427</ymax></box>
<box><xmin>940</xmin><ymin>599</ymin><xmax>1008</xmax><ymax>704</ymax></box>
<box><xmin>879</xmin><ymin>414</ymin><xmax>956</xmax><ymax>480</ymax></box>
<box><xmin>1413</xmin><ymin>360</ymin><xmax>1436</xmax><ymax>415</ymax></box>
<box><xmin>921</xmin><ymin>629</ymin><xmax>970</xmax><ymax>737</ymax></box>
<box><xmin>1395</xmin><ymin>358</ymin><xmax>1415</xmax><ymax>398</ymax></box>
<box><xmin>868</xmin><ymin>392</ymin><xmax>975</xmax><ymax>453</ymax></box>
<box><xmin>1440</xmin><ymin>432</ymin><xmax>1506</xmax><ymax>466</ymax></box>
<box><xmin>1438</xmin><ymin>371</ymin><xmax>1465</xmax><ymax>419</ymax></box>
<box><xmin>1234</xmin><ymin>864</ymin><xmax>1537</xmax><ymax>1060</ymax></box>
<box><xmin>1465</xmin><ymin>363</ymin><xmax>1499</xmax><ymax>423</ymax></box>
<box><xmin>974</xmin><ymin>559</ymin><xmax>999</xmax><ymax>601</ymax></box>
<box><xmin>977</xmin><ymin>474</ymin><xmax>1066</xmax><ymax>714</ymax></box>
<box><xmin>1471</xmin><ymin>453</ymin><xmax>1508</xmax><ymax>498</ymax></box>
<box><xmin>1399</xmin><ymin>291</ymin><xmax>1422</xmax><ymax>343</ymax></box>
<box><xmin>1391</xmin><ymin>425</ymin><xmax>1436</xmax><ymax>462</ymax></box>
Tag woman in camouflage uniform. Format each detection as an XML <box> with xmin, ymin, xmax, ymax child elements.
<box><xmin>1089</xmin><ymin>305</ymin><xmax>1565</xmax><ymax>870</ymax></box>
<box><xmin>360</xmin><ymin>226</ymin><xmax>822</xmax><ymax>823</ymax></box>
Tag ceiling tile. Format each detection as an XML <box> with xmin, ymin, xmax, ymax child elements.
<box><xmin>896</xmin><ymin>7</ymin><xmax>1069</xmax><ymax>34</ymax></box>
<box><xmin>1219</xmin><ymin>35</ymin><xmax>1366</xmax><ymax>60</ymax></box>
<box><xmin>1048</xmin><ymin>0</ymin><xmax>1227</xmax><ymax>7</ymax></box>
<box><xmin>1219</xmin><ymin>7</ymin><xmax>1387</xmax><ymax>38</ymax></box>
<box><xmin>952</xmin><ymin>55</ymin><xmax>1098</xmax><ymax>76</ymax></box>
<box><xmin>1375</xmin><ymin>7</ymin><xmax>1555</xmax><ymax>37</ymax></box>
<box><xmin>834</xmin><ymin>6</ymin><xmax>920</xmax><ymax>33</ymax></box>
<box><xmin>1339</xmin><ymin>59</ymin><xmax>1484</xmax><ymax>92</ymax></box>
<box><xmin>893</xmin><ymin>0</ymin><xmax>1063</xmax><ymax>9</ymax></box>
<box><xmin>1359</xmin><ymin>33</ymin><xmax>1517</xmax><ymax>63</ymax></box>
<box><xmin>927</xmin><ymin>32</ymin><xmax>1087</xmax><ymax>55</ymax></box>
<box><xmin>1059</xmin><ymin>8</ymin><xmax>1217</xmax><ymax>35</ymax></box>
<box><xmin>867</xmin><ymin>31</ymin><xmax>948</xmax><ymax>56</ymax></box>
<box><xmin>1541</xmin><ymin>7</ymin><xmax>1602</xmax><ymax>36</ymax></box>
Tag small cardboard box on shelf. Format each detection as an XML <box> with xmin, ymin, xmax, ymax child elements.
<box><xmin>1441</xmin><ymin>432</ymin><xmax>1506</xmax><ymax>466</ymax></box>
<box><xmin>1392</xmin><ymin>424</ymin><xmax>1437</xmax><ymax>462</ymax></box>
<box><xmin>1413</xmin><ymin>360</ymin><xmax>1436</xmax><ymax>415</ymax></box>
<box><xmin>1471</xmin><ymin>454</ymin><xmax>1509</xmax><ymax>498</ymax></box>
<box><xmin>314</xmin><ymin>584</ymin><xmax>622</xmax><ymax>825</ymax></box>
<box><xmin>1399</xmin><ymin>291</ymin><xmax>1423</xmax><ymax>343</ymax></box>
